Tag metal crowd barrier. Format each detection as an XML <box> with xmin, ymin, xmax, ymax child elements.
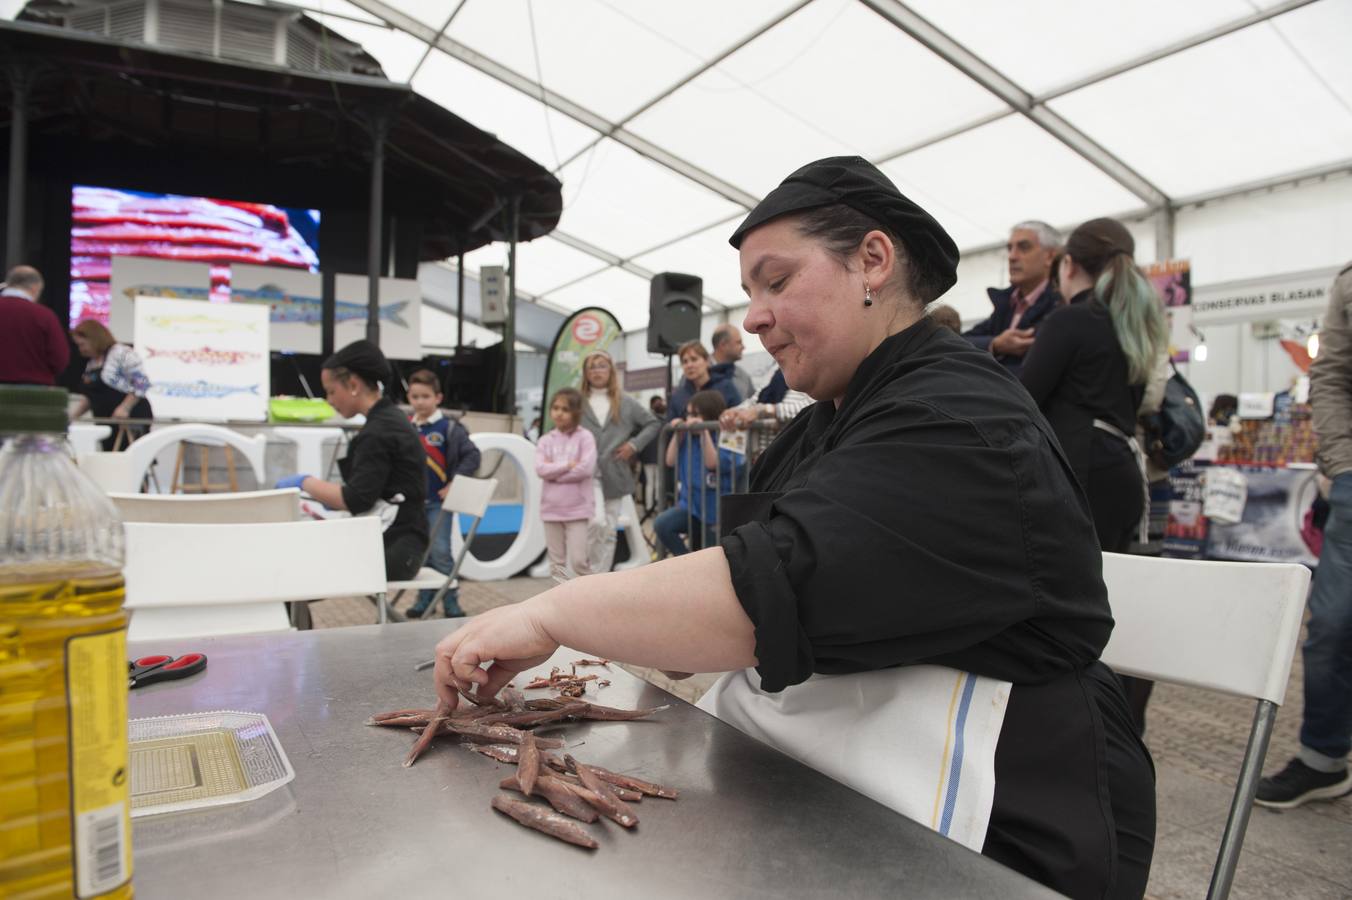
<box><xmin>652</xmin><ymin>418</ymin><xmax>781</xmax><ymax>559</ymax></box>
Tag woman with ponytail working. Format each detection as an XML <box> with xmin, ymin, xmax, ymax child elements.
<box><xmin>1019</xmin><ymin>217</ymin><xmax>1169</xmax><ymax>554</ymax></box>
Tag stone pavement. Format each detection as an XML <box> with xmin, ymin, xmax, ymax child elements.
<box><xmin>308</xmin><ymin>578</ymin><xmax>1352</xmax><ymax>899</ymax></box>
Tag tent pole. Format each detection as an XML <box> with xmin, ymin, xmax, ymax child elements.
<box><xmin>366</xmin><ymin>112</ymin><xmax>389</xmax><ymax>347</ymax></box>
<box><xmin>1155</xmin><ymin>207</ymin><xmax>1176</xmax><ymax>262</ymax></box>
<box><xmin>504</xmin><ymin>195</ymin><xmax>520</xmax><ymax>414</ymax></box>
<box><xmin>6</xmin><ymin>64</ymin><xmax>31</xmax><ymax>269</ymax></box>
<box><xmin>456</xmin><ymin>251</ymin><xmax>465</xmax><ymax>349</ymax></box>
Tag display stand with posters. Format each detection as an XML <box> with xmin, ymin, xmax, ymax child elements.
<box><xmin>135</xmin><ymin>296</ymin><xmax>270</xmax><ymax>422</ymax></box>
<box><xmin>1145</xmin><ymin>259</ymin><xmax>1193</xmax><ymax>362</ymax></box>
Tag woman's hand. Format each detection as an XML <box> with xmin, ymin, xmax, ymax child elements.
<box><xmin>613</xmin><ymin>442</ymin><xmax>636</xmax><ymax>462</ymax></box>
<box><xmin>718</xmin><ymin>407</ymin><xmax>758</xmax><ymax>431</ymax></box>
<box><xmin>111</xmin><ymin>403</ymin><xmax>132</xmax><ymax>420</ymax></box>
<box><xmin>433</xmin><ymin>600</ymin><xmax>559</xmax><ymax>707</ymax></box>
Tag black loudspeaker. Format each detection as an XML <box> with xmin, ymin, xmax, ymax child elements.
<box><xmin>647</xmin><ymin>272</ymin><xmax>702</xmax><ymax>355</ymax></box>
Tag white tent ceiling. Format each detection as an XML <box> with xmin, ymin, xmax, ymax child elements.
<box><xmin>24</xmin><ymin>0</ymin><xmax>1350</xmax><ymax>333</ymax></box>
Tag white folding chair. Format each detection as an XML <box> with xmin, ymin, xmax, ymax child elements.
<box><xmin>1099</xmin><ymin>552</ymin><xmax>1311</xmax><ymax>900</ymax></box>
<box><xmin>386</xmin><ymin>475</ymin><xmax>499</xmax><ymax>618</ymax></box>
<box><xmin>109</xmin><ymin>488</ymin><xmax>301</xmax><ymax>524</ymax></box>
<box><xmin>123</xmin><ymin>517</ymin><xmax>387</xmax><ymax>641</ymax></box>
<box><xmin>77</xmin><ymin>453</ymin><xmax>140</xmax><ymax>493</ymax></box>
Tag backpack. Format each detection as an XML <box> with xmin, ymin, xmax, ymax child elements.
<box><xmin>1141</xmin><ymin>360</ymin><xmax>1206</xmax><ymax>469</ymax></box>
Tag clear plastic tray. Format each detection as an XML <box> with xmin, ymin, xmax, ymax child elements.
<box><xmin>128</xmin><ymin>710</ymin><xmax>295</xmax><ymax>818</ymax></box>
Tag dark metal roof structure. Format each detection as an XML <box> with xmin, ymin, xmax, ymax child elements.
<box><xmin>0</xmin><ymin>14</ymin><xmax>562</xmax><ymax>259</ymax></box>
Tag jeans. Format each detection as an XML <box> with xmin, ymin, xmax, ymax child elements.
<box><xmin>654</xmin><ymin>506</ymin><xmax>717</xmax><ymax>557</ymax></box>
<box><xmin>1300</xmin><ymin>472</ymin><xmax>1352</xmax><ymax>768</ymax></box>
<box><xmin>415</xmin><ymin>499</ymin><xmax>461</xmax><ymax>616</ymax></box>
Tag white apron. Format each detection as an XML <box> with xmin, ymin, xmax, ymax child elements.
<box><xmin>697</xmin><ymin>665</ymin><xmax>1010</xmax><ymax>852</ymax></box>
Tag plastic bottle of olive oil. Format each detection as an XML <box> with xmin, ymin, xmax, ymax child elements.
<box><xmin>0</xmin><ymin>386</ymin><xmax>132</xmax><ymax>898</ymax></box>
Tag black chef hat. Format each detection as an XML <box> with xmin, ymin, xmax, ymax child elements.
<box><xmin>728</xmin><ymin>156</ymin><xmax>960</xmax><ymax>299</ymax></box>
<box><xmin>323</xmin><ymin>339</ymin><xmax>391</xmax><ymax>389</ymax></box>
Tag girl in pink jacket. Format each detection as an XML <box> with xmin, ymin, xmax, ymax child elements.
<box><xmin>536</xmin><ymin>388</ymin><xmax>597</xmax><ymax>582</ymax></box>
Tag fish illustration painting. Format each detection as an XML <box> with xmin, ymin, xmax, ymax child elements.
<box><xmin>127</xmin><ymin>283</ymin><xmax>410</xmax><ymax>327</ymax></box>
<box><xmin>153</xmin><ymin>380</ymin><xmax>261</xmax><ymax>399</ymax></box>
<box><xmin>146</xmin><ymin>314</ymin><xmax>259</xmax><ymax>333</ymax></box>
<box><xmin>146</xmin><ymin>346</ymin><xmax>262</xmax><ymax>366</ymax></box>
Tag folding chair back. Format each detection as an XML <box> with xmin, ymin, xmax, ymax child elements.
<box><xmin>109</xmin><ymin>488</ymin><xmax>300</xmax><ymax>524</ymax></box>
<box><xmin>385</xmin><ymin>476</ymin><xmax>500</xmax><ymax>618</ymax></box>
<box><xmin>1099</xmin><ymin>552</ymin><xmax>1310</xmax><ymax>900</ymax></box>
<box><xmin>440</xmin><ymin>475</ymin><xmax>499</xmax><ymax>588</ymax></box>
<box><xmin>124</xmin><ymin>517</ymin><xmax>386</xmax><ymax>641</ymax></box>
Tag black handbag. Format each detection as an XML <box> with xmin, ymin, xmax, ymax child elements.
<box><xmin>1141</xmin><ymin>360</ymin><xmax>1206</xmax><ymax>469</ymax></box>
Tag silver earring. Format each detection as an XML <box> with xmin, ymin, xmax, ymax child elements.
<box><xmin>864</xmin><ymin>284</ymin><xmax>873</xmax><ymax>307</ymax></box>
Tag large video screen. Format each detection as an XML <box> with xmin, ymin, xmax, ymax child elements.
<box><xmin>70</xmin><ymin>185</ymin><xmax>320</xmax><ymax>327</ymax></box>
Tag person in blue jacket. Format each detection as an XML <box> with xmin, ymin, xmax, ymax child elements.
<box><xmin>655</xmin><ymin>389</ymin><xmax>745</xmax><ymax>555</ymax></box>
<box><xmin>667</xmin><ymin>340</ymin><xmax>741</xmax><ymax>422</ymax></box>
<box><xmin>961</xmin><ymin>221</ymin><xmax>1063</xmax><ymax>376</ymax></box>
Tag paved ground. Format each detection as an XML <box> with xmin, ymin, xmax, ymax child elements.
<box><xmin>310</xmin><ymin>578</ymin><xmax>1352</xmax><ymax>899</ymax></box>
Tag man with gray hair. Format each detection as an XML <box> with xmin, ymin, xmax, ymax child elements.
<box><xmin>0</xmin><ymin>264</ymin><xmax>68</xmax><ymax>385</ymax></box>
<box><xmin>1</xmin><ymin>264</ymin><xmax>44</xmax><ymax>302</ymax></box>
<box><xmin>710</xmin><ymin>322</ymin><xmax>754</xmax><ymax>401</ymax></box>
<box><xmin>963</xmin><ymin>221</ymin><xmax>1062</xmax><ymax>376</ymax></box>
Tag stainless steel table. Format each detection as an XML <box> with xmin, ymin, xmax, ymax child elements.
<box><xmin>128</xmin><ymin>621</ymin><xmax>1061</xmax><ymax>899</ymax></box>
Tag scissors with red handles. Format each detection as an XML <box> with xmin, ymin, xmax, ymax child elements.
<box><xmin>128</xmin><ymin>653</ymin><xmax>208</xmax><ymax>689</ymax></box>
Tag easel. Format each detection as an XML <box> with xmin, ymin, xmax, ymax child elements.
<box><xmin>170</xmin><ymin>441</ymin><xmax>240</xmax><ymax>493</ymax></box>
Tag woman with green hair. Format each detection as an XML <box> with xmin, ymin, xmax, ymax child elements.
<box><xmin>1020</xmin><ymin>217</ymin><xmax>1169</xmax><ymax>553</ymax></box>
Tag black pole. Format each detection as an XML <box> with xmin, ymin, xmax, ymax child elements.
<box><xmin>456</xmin><ymin>251</ymin><xmax>464</xmax><ymax>349</ymax></box>
<box><xmin>321</xmin><ymin>268</ymin><xmax>336</xmax><ymax>358</ymax></box>
<box><xmin>366</xmin><ymin>113</ymin><xmax>389</xmax><ymax>347</ymax></box>
<box><xmin>504</xmin><ymin>195</ymin><xmax>520</xmax><ymax>415</ymax></box>
<box><xmin>6</xmin><ymin>65</ymin><xmax>31</xmax><ymax>268</ymax></box>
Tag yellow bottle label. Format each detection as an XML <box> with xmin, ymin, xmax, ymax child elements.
<box><xmin>66</xmin><ymin>629</ymin><xmax>132</xmax><ymax>898</ymax></box>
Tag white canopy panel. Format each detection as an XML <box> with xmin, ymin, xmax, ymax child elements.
<box><xmin>15</xmin><ymin>0</ymin><xmax>1349</xmax><ymax>330</ymax></box>
<box><xmin>1049</xmin><ymin>0</ymin><xmax>1352</xmax><ymax>197</ymax></box>
<box><xmin>319</xmin><ymin>0</ymin><xmax>1350</xmax><ymax>326</ymax></box>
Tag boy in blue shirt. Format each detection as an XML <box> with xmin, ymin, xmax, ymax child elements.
<box><xmin>406</xmin><ymin>369</ymin><xmax>481</xmax><ymax>617</ymax></box>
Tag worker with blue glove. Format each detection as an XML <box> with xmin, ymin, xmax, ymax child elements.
<box><xmin>272</xmin><ymin>340</ymin><xmax>427</xmax><ymax>580</ymax></box>
<box><xmin>275</xmin><ymin>473</ymin><xmax>310</xmax><ymax>492</ymax></box>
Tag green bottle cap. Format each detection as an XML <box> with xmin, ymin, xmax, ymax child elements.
<box><xmin>0</xmin><ymin>385</ymin><xmax>70</xmax><ymax>433</ymax></box>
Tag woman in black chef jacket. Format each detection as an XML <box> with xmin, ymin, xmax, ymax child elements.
<box><xmin>429</xmin><ymin>158</ymin><xmax>1155</xmax><ymax>900</ymax></box>
<box><xmin>275</xmin><ymin>340</ymin><xmax>427</xmax><ymax>580</ymax></box>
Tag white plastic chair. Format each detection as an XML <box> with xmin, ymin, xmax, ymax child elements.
<box><xmin>68</xmin><ymin>423</ymin><xmax>112</xmax><ymax>456</ymax></box>
<box><xmin>109</xmin><ymin>488</ymin><xmax>300</xmax><ymax>524</ymax></box>
<box><xmin>77</xmin><ymin>453</ymin><xmax>141</xmax><ymax>494</ymax></box>
<box><xmin>123</xmin><ymin>517</ymin><xmax>387</xmax><ymax>642</ymax></box>
<box><xmin>1099</xmin><ymin>552</ymin><xmax>1311</xmax><ymax>900</ymax></box>
<box><xmin>611</xmin><ymin>493</ymin><xmax>651</xmax><ymax>571</ymax></box>
<box><xmin>386</xmin><ymin>475</ymin><xmax>499</xmax><ymax>618</ymax></box>
<box><xmin>122</xmin><ymin>423</ymin><xmax>268</xmax><ymax>493</ymax></box>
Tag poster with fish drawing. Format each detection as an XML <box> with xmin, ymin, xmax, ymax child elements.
<box><xmin>109</xmin><ymin>256</ymin><xmax>212</xmax><ymax>342</ymax></box>
<box><xmin>335</xmin><ymin>274</ymin><xmax>422</xmax><ymax>360</ymax></box>
<box><xmin>231</xmin><ymin>264</ymin><xmax>325</xmax><ymax>354</ymax></box>
<box><xmin>110</xmin><ymin>256</ymin><xmax>421</xmax><ymax>359</ymax></box>
<box><xmin>135</xmin><ymin>296</ymin><xmax>270</xmax><ymax>422</ymax></box>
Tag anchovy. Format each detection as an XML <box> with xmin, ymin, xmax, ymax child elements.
<box><xmin>128</xmin><ymin>283</ymin><xmax>410</xmax><ymax>327</ymax></box>
<box><xmin>152</xmin><ymin>380</ymin><xmax>261</xmax><ymax>399</ymax></box>
<box><xmin>145</xmin><ymin>346</ymin><xmax>262</xmax><ymax>366</ymax></box>
<box><xmin>145</xmin><ymin>314</ymin><xmax>259</xmax><ymax>333</ymax></box>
